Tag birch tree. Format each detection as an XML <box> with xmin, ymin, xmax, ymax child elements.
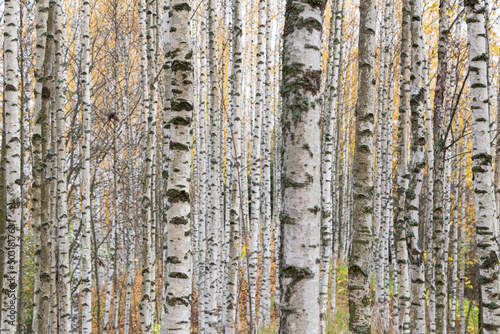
<box><xmin>348</xmin><ymin>0</ymin><xmax>376</xmax><ymax>332</ymax></box>
<box><xmin>279</xmin><ymin>0</ymin><xmax>324</xmax><ymax>331</ymax></box>
<box><xmin>164</xmin><ymin>0</ymin><xmax>194</xmax><ymax>330</ymax></box>
<box><xmin>81</xmin><ymin>0</ymin><xmax>93</xmax><ymax>332</ymax></box>
<box><xmin>465</xmin><ymin>0</ymin><xmax>500</xmax><ymax>331</ymax></box>
<box><xmin>1</xmin><ymin>1</ymin><xmax>21</xmax><ymax>332</ymax></box>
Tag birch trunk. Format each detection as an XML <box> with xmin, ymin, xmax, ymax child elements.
<box><xmin>396</xmin><ymin>1</ymin><xmax>411</xmax><ymax>331</ymax></box>
<box><xmin>1</xmin><ymin>1</ymin><xmax>21</xmax><ymax>332</ymax></box>
<box><xmin>54</xmin><ymin>0</ymin><xmax>71</xmax><ymax>330</ymax></box>
<box><xmin>348</xmin><ymin>0</ymin><xmax>376</xmax><ymax>332</ymax></box>
<box><xmin>433</xmin><ymin>0</ymin><xmax>450</xmax><ymax>332</ymax></box>
<box><xmin>33</xmin><ymin>2</ymin><xmax>55</xmax><ymax>332</ymax></box>
<box><xmin>319</xmin><ymin>1</ymin><xmax>341</xmax><ymax>331</ymax></box>
<box><xmin>249</xmin><ymin>0</ymin><xmax>267</xmax><ymax>326</ymax></box>
<box><xmin>206</xmin><ymin>0</ymin><xmax>221</xmax><ymax>329</ymax></box>
<box><xmin>139</xmin><ymin>1</ymin><xmax>154</xmax><ymax>330</ymax></box>
<box><xmin>465</xmin><ymin>1</ymin><xmax>500</xmax><ymax>331</ymax></box>
<box><xmin>164</xmin><ymin>0</ymin><xmax>194</xmax><ymax>330</ymax></box>
<box><xmin>225</xmin><ymin>2</ymin><xmax>243</xmax><ymax>325</ymax></box>
<box><xmin>259</xmin><ymin>0</ymin><xmax>273</xmax><ymax>326</ymax></box>
<box><xmin>407</xmin><ymin>0</ymin><xmax>426</xmax><ymax>331</ymax></box>
<box><xmin>278</xmin><ymin>0</ymin><xmax>324</xmax><ymax>331</ymax></box>
<box><xmin>81</xmin><ymin>0</ymin><xmax>93</xmax><ymax>332</ymax></box>
<box><xmin>423</xmin><ymin>35</ymin><xmax>436</xmax><ymax>333</ymax></box>
<box><xmin>459</xmin><ymin>137</ymin><xmax>467</xmax><ymax>334</ymax></box>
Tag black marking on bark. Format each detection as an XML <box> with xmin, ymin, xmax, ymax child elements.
<box><xmin>166</xmin><ymin>189</ymin><xmax>190</xmax><ymax>203</ymax></box>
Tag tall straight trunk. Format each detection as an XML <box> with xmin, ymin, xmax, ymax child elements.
<box><xmin>465</xmin><ymin>1</ymin><xmax>500</xmax><ymax>332</ymax></box>
<box><xmin>249</xmin><ymin>0</ymin><xmax>267</xmax><ymax>327</ymax></box>
<box><xmin>330</xmin><ymin>0</ymin><xmax>344</xmax><ymax>317</ymax></box>
<box><xmin>54</xmin><ymin>0</ymin><xmax>71</xmax><ymax>331</ymax></box>
<box><xmin>81</xmin><ymin>0</ymin><xmax>93</xmax><ymax>332</ymax></box>
<box><xmin>196</xmin><ymin>13</ymin><xmax>208</xmax><ymax>330</ymax></box>
<box><xmin>422</xmin><ymin>33</ymin><xmax>436</xmax><ymax>333</ymax></box>
<box><xmin>396</xmin><ymin>0</ymin><xmax>411</xmax><ymax>332</ymax></box>
<box><xmin>383</xmin><ymin>54</ymin><xmax>395</xmax><ymax>329</ymax></box>
<box><xmin>225</xmin><ymin>1</ymin><xmax>244</xmax><ymax>327</ymax></box>
<box><xmin>1</xmin><ymin>1</ymin><xmax>21</xmax><ymax>333</ymax></box>
<box><xmin>278</xmin><ymin>0</ymin><xmax>324</xmax><ymax>331</ymax></box>
<box><xmin>160</xmin><ymin>0</ymin><xmax>172</xmax><ymax>331</ymax></box>
<box><xmin>33</xmin><ymin>2</ymin><xmax>55</xmax><ymax>332</ymax></box>
<box><xmin>206</xmin><ymin>0</ymin><xmax>221</xmax><ymax>330</ymax></box>
<box><xmin>111</xmin><ymin>123</ymin><xmax>119</xmax><ymax>334</ymax></box>
<box><xmin>433</xmin><ymin>2</ymin><xmax>450</xmax><ymax>334</ymax></box>
<box><xmin>139</xmin><ymin>1</ymin><xmax>154</xmax><ymax>332</ymax></box>
<box><xmin>103</xmin><ymin>258</ymin><xmax>113</xmax><ymax>334</ymax></box>
<box><xmin>225</xmin><ymin>1</ymin><xmax>243</xmax><ymax>326</ymax></box>
<box><xmin>407</xmin><ymin>0</ymin><xmax>426</xmax><ymax>331</ymax></box>
<box><xmin>259</xmin><ymin>0</ymin><xmax>273</xmax><ymax>326</ymax></box>
<box><xmin>272</xmin><ymin>43</ymin><xmax>283</xmax><ymax>318</ymax></box>
<box><xmin>374</xmin><ymin>4</ymin><xmax>391</xmax><ymax>328</ymax></box>
<box><xmin>496</xmin><ymin>59</ymin><xmax>500</xmax><ymax>237</ymax></box>
<box><xmin>319</xmin><ymin>1</ymin><xmax>341</xmax><ymax>331</ymax></box>
<box><xmin>450</xmin><ymin>142</ymin><xmax>460</xmax><ymax>334</ymax></box>
<box><xmin>459</xmin><ymin>136</ymin><xmax>467</xmax><ymax>334</ymax></box>
<box><xmin>164</xmin><ymin>0</ymin><xmax>194</xmax><ymax>330</ymax></box>
<box><xmin>348</xmin><ymin>0</ymin><xmax>376</xmax><ymax>332</ymax></box>
<box><xmin>146</xmin><ymin>0</ymin><xmax>159</xmax><ymax>328</ymax></box>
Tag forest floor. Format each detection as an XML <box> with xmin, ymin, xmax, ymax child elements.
<box><xmin>256</xmin><ymin>263</ymin><xmax>480</xmax><ymax>334</ymax></box>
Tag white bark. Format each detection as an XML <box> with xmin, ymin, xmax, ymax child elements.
<box><xmin>164</xmin><ymin>0</ymin><xmax>194</xmax><ymax>330</ymax></box>
<box><xmin>319</xmin><ymin>1</ymin><xmax>341</xmax><ymax>331</ymax></box>
<box><xmin>1</xmin><ymin>1</ymin><xmax>21</xmax><ymax>332</ymax></box>
<box><xmin>466</xmin><ymin>1</ymin><xmax>500</xmax><ymax>332</ymax></box>
<box><xmin>348</xmin><ymin>0</ymin><xmax>376</xmax><ymax>332</ymax></box>
<box><xmin>81</xmin><ymin>0</ymin><xmax>93</xmax><ymax>332</ymax></box>
<box><xmin>278</xmin><ymin>0</ymin><xmax>324</xmax><ymax>331</ymax></box>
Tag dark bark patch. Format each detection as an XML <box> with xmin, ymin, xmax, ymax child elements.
<box><xmin>171</xmin><ymin>100</ymin><xmax>194</xmax><ymax>112</ymax></box>
<box><xmin>169</xmin><ymin>272</ymin><xmax>189</xmax><ymax>279</ymax></box>
<box><xmin>172</xmin><ymin>3</ymin><xmax>191</xmax><ymax>11</ymax></box>
<box><xmin>166</xmin><ymin>256</ymin><xmax>182</xmax><ymax>264</ymax></box>
<box><xmin>280</xmin><ymin>265</ymin><xmax>314</xmax><ymax>279</ymax></box>
<box><xmin>166</xmin><ymin>189</ymin><xmax>190</xmax><ymax>203</ymax></box>
<box><xmin>170</xmin><ymin>116</ymin><xmax>192</xmax><ymax>126</ymax></box>
<box><xmin>170</xmin><ymin>216</ymin><xmax>189</xmax><ymax>225</ymax></box>
<box><xmin>5</xmin><ymin>84</ymin><xmax>16</xmax><ymax>92</ymax></box>
<box><xmin>172</xmin><ymin>60</ymin><xmax>193</xmax><ymax>72</ymax></box>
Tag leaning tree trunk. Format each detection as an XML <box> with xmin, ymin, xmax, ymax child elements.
<box><xmin>348</xmin><ymin>0</ymin><xmax>376</xmax><ymax>333</ymax></box>
<box><xmin>164</xmin><ymin>0</ymin><xmax>194</xmax><ymax>331</ymax></box>
<box><xmin>465</xmin><ymin>1</ymin><xmax>500</xmax><ymax>332</ymax></box>
<box><xmin>278</xmin><ymin>0</ymin><xmax>324</xmax><ymax>331</ymax></box>
<box><xmin>1</xmin><ymin>1</ymin><xmax>21</xmax><ymax>333</ymax></box>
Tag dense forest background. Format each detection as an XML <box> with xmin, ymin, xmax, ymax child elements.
<box><xmin>1</xmin><ymin>0</ymin><xmax>500</xmax><ymax>333</ymax></box>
